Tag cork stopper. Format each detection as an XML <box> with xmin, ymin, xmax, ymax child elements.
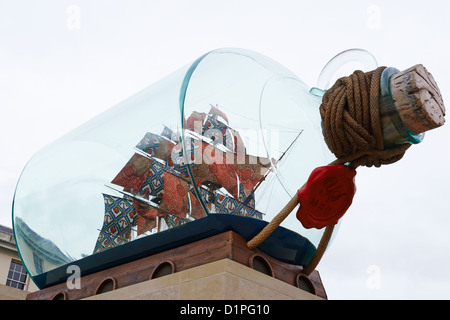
<box><xmin>390</xmin><ymin>64</ymin><xmax>445</xmax><ymax>134</ymax></box>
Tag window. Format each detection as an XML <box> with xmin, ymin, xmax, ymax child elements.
<box><xmin>6</xmin><ymin>260</ymin><xmax>28</xmax><ymax>290</ymax></box>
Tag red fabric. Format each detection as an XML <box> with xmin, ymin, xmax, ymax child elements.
<box><xmin>111</xmin><ymin>153</ymin><xmax>153</xmax><ymax>194</ymax></box>
<box><xmin>134</xmin><ymin>201</ymin><xmax>161</xmax><ymax>235</ymax></box>
<box><xmin>191</xmin><ymin>142</ymin><xmax>238</xmax><ymax>198</ymax></box>
<box><xmin>209</xmin><ymin>105</ymin><xmax>229</xmax><ymax>124</ymax></box>
<box><xmin>159</xmin><ymin>173</ymin><xmax>189</xmax><ymax>218</ymax></box>
<box><xmin>208</xmin><ymin>162</ymin><xmax>238</xmax><ymax>198</ymax></box>
<box><xmin>189</xmin><ymin>191</ymin><xmax>207</xmax><ymax>220</ymax></box>
<box><xmin>234</xmin><ymin>168</ymin><xmax>261</xmax><ymax>196</ymax></box>
<box><xmin>296</xmin><ymin>165</ymin><xmax>356</xmax><ymax>229</ymax></box>
<box><xmin>185</xmin><ymin>111</ymin><xmax>206</xmax><ymax>132</ymax></box>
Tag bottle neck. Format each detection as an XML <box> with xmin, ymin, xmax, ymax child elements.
<box><xmin>378</xmin><ymin>67</ymin><xmax>424</xmax><ymax>147</ymax></box>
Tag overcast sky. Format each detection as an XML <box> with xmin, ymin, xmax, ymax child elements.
<box><xmin>1</xmin><ymin>0</ymin><xmax>450</xmax><ymax>299</ymax></box>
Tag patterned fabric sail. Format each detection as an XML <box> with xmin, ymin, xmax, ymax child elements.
<box><xmin>213</xmin><ymin>193</ymin><xmax>262</xmax><ymax>219</ymax></box>
<box><xmin>185</xmin><ymin>106</ymin><xmax>233</xmax><ymax>150</ymax></box>
<box><xmin>188</xmin><ymin>187</ymin><xmax>209</xmax><ymax>220</ymax></box>
<box><xmin>164</xmin><ymin>215</ymin><xmax>187</xmax><ymax>228</ymax></box>
<box><xmin>202</xmin><ymin>114</ymin><xmax>233</xmax><ymax>148</ymax></box>
<box><xmin>111</xmin><ymin>153</ymin><xmax>154</xmax><ymax>195</ymax></box>
<box><xmin>208</xmin><ymin>105</ymin><xmax>229</xmax><ymax>124</ymax></box>
<box><xmin>161</xmin><ymin>125</ymin><xmax>174</xmax><ymax>140</ymax></box>
<box><xmin>168</xmin><ymin>138</ymin><xmax>199</xmax><ymax>178</ymax></box>
<box><xmin>136</xmin><ymin>132</ymin><xmax>163</xmax><ymax>156</ymax></box>
<box><xmin>190</xmin><ymin>141</ymin><xmax>239</xmax><ymax>198</ymax></box>
<box><xmin>93</xmin><ymin>194</ymin><xmax>137</xmax><ymax>253</ymax></box>
<box><xmin>185</xmin><ymin>111</ymin><xmax>206</xmax><ymax>132</ymax></box>
<box><xmin>238</xmin><ymin>181</ymin><xmax>255</xmax><ymax>208</ymax></box>
<box><xmin>134</xmin><ymin>200</ymin><xmax>161</xmax><ymax>236</ymax></box>
<box><xmin>99</xmin><ymin>106</ymin><xmax>276</xmax><ymax>253</ymax></box>
<box><xmin>190</xmin><ymin>141</ymin><xmax>271</xmax><ymax>199</ymax></box>
<box><xmin>159</xmin><ymin>172</ymin><xmax>190</xmax><ymax>219</ymax></box>
<box><xmin>137</xmin><ymin>160</ymin><xmax>165</xmax><ymax>200</ymax></box>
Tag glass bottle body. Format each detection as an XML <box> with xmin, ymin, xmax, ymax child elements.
<box><xmin>12</xmin><ymin>48</ymin><xmax>384</xmax><ymax>287</ymax></box>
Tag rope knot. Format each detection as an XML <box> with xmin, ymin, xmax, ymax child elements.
<box><xmin>320</xmin><ymin>67</ymin><xmax>410</xmax><ymax>168</ymax></box>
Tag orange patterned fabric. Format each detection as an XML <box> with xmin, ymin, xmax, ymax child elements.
<box><xmin>188</xmin><ymin>190</ymin><xmax>207</xmax><ymax>220</ymax></box>
<box><xmin>154</xmin><ymin>138</ymin><xmax>175</xmax><ymax>161</ymax></box>
<box><xmin>208</xmin><ymin>105</ymin><xmax>229</xmax><ymax>124</ymax></box>
<box><xmin>134</xmin><ymin>200</ymin><xmax>161</xmax><ymax>235</ymax></box>
<box><xmin>191</xmin><ymin>142</ymin><xmax>238</xmax><ymax>198</ymax></box>
<box><xmin>191</xmin><ymin>141</ymin><xmax>270</xmax><ymax>198</ymax></box>
<box><xmin>159</xmin><ymin>173</ymin><xmax>189</xmax><ymax>218</ymax></box>
<box><xmin>185</xmin><ymin>111</ymin><xmax>206</xmax><ymax>132</ymax></box>
<box><xmin>111</xmin><ymin>153</ymin><xmax>153</xmax><ymax>194</ymax></box>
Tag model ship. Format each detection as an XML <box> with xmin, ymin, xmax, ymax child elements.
<box><xmin>93</xmin><ymin>105</ymin><xmax>276</xmax><ymax>253</ymax></box>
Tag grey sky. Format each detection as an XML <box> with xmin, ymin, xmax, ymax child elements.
<box><xmin>1</xmin><ymin>0</ymin><xmax>450</xmax><ymax>299</ymax></box>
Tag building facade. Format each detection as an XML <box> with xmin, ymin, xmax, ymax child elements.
<box><xmin>0</xmin><ymin>224</ymin><xmax>38</xmax><ymax>300</ymax></box>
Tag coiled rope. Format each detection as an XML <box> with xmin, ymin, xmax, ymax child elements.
<box><xmin>321</xmin><ymin>66</ymin><xmax>411</xmax><ymax>168</ymax></box>
<box><xmin>247</xmin><ymin>66</ymin><xmax>411</xmax><ymax>275</ymax></box>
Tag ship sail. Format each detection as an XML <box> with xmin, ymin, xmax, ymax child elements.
<box><xmin>189</xmin><ymin>140</ymin><xmax>271</xmax><ymax>199</ymax></box>
<box><xmin>93</xmin><ymin>194</ymin><xmax>138</xmax><ymax>253</ymax></box>
<box><xmin>134</xmin><ymin>201</ymin><xmax>161</xmax><ymax>235</ymax></box>
<box><xmin>93</xmin><ymin>105</ymin><xmax>282</xmax><ymax>254</ymax></box>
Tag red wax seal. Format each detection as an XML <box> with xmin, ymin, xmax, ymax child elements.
<box><xmin>296</xmin><ymin>165</ymin><xmax>356</xmax><ymax>229</ymax></box>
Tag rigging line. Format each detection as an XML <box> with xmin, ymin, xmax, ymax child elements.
<box><xmin>133</xmin><ymin>147</ymin><xmax>169</xmax><ymax>166</ymax></box>
<box><xmin>134</xmin><ymin>147</ymin><xmax>265</xmax><ymax>211</ymax></box>
<box><xmin>264</xmin><ymin>176</ymin><xmax>276</xmax><ymax>215</ymax></box>
<box><xmin>63</xmin><ymin>251</ymin><xmax>76</xmax><ymax>262</ymax></box>
<box><xmin>246</xmin><ymin>129</ymin><xmax>302</xmax><ymax>198</ymax></box>
<box><xmin>132</xmin><ymin>147</ymin><xmax>192</xmax><ymax>183</ymax></box>
<box><xmin>105</xmin><ymin>184</ymin><xmax>154</xmax><ymax>204</ymax></box>
<box><xmin>277</xmin><ymin>129</ymin><xmax>303</xmax><ymax>164</ymax></box>
<box><xmin>104</xmin><ymin>185</ymin><xmax>191</xmax><ymax>223</ymax></box>
<box><xmin>147</xmin><ymin>125</ymin><xmax>272</xmax><ymax>173</ymax></box>
<box><xmin>105</xmin><ymin>180</ymin><xmax>257</xmax><ymax>223</ymax></box>
<box><xmin>131</xmin><ymin>136</ymin><xmax>273</xmax><ymax>214</ymax></box>
<box><xmin>268</xmin><ymin>129</ymin><xmax>303</xmax><ymax>198</ymax></box>
<box><xmin>213</xmin><ymin>104</ymin><xmax>300</xmax><ymax>133</ymax></box>
<box><xmin>126</xmin><ymin>157</ymin><xmax>253</xmax><ymax>211</ymax></box>
<box><xmin>96</xmin><ymin>229</ymin><xmax>129</xmax><ymax>242</ymax></box>
<box><xmin>218</xmin><ymin>105</ymin><xmax>260</xmax><ymax>123</ymax></box>
<box><xmin>216</xmin><ymin>105</ymin><xmax>305</xmax><ymax>133</ymax></box>
<box><xmin>252</xmin><ymin>171</ymin><xmax>274</xmax><ymax>203</ymax></box>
